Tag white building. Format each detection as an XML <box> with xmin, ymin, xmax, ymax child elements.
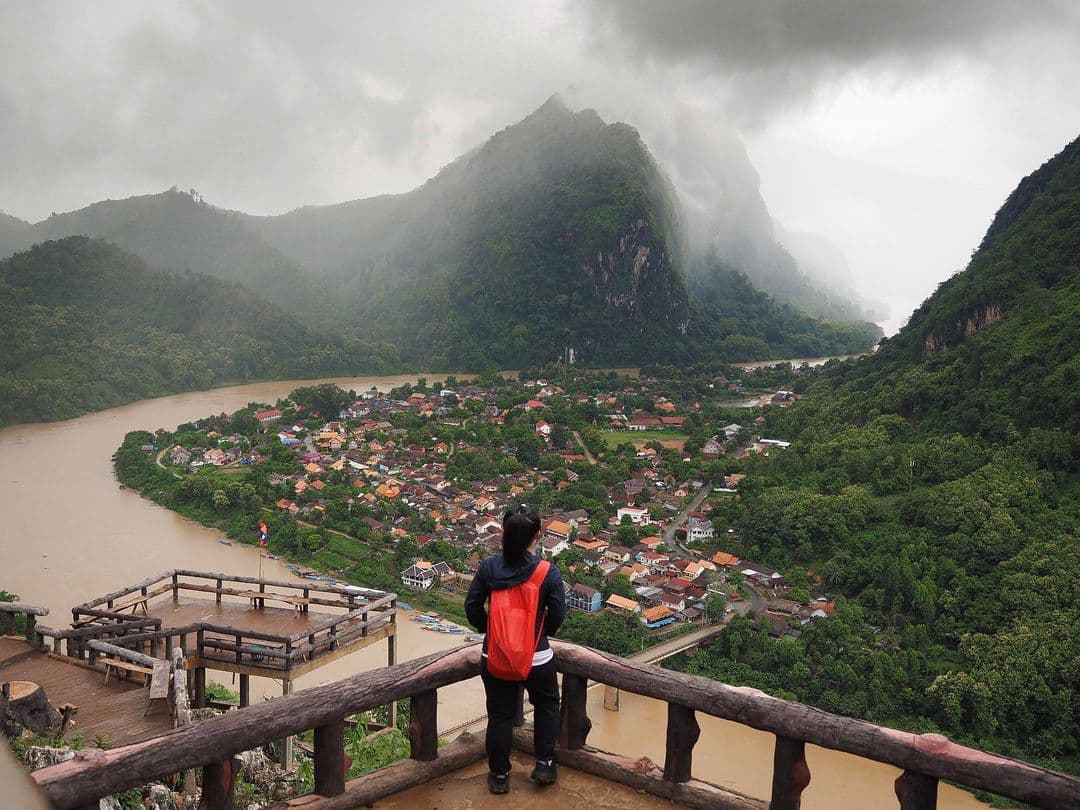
<box><xmin>617</xmin><ymin>506</ymin><xmax>651</xmax><ymax>526</ymax></box>
<box><xmin>400</xmin><ymin>560</ymin><xmax>452</xmax><ymax>590</ymax></box>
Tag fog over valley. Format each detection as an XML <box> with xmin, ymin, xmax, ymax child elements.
<box><xmin>2</xmin><ymin>1</ymin><xmax>1078</xmax><ymax>331</ymax></box>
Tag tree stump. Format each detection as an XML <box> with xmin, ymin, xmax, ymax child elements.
<box><xmin>2</xmin><ymin>681</ymin><xmax>61</xmax><ymax>735</ymax></box>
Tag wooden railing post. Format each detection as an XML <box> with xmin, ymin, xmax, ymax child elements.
<box><xmin>172</xmin><ymin>572</ymin><xmax>179</xmax><ymax>600</ymax></box>
<box><xmin>895</xmin><ymin>770</ymin><xmax>938</xmax><ymax>809</ymax></box>
<box><xmin>193</xmin><ymin>667</ymin><xmax>206</xmax><ymax>709</ymax></box>
<box><xmin>313</xmin><ymin>720</ymin><xmax>347</xmax><ymax>797</ymax></box>
<box><xmin>24</xmin><ymin>613</ymin><xmax>36</xmax><ymax>646</ymax></box>
<box><xmin>409</xmin><ymin>689</ymin><xmax>439</xmax><ymax>761</ymax></box>
<box><xmin>199</xmin><ymin>756</ymin><xmax>238</xmax><ymax>809</ymax></box>
<box><xmin>663</xmin><ymin>703</ymin><xmax>699</xmax><ymax>783</ymax></box>
<box><xmin>771</xmin><ymin>736</ymin><xmax>811</xmax><ymax>810</ymax></box>
<box><xmin>559</xmin><ymin>674</ymin><xmax>590</xmax><ymax>750</ymax></box>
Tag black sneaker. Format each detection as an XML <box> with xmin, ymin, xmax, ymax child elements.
<box><xmin>488</xmin><ymin>771</ymin><xmax>510</xmax><ymax>794</ymax></box>
<box><xmin>530</xmin><ymin>759</ymin><xmax>557</xmax><ymax>785</ymax></box>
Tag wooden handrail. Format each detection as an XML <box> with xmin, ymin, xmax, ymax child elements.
<box><xmin>548</xmin><ymin>641</ymin><xmax>1078</xmax><ymax>809</ymax></box>
<box><xmin>33</xmin><ymin>645</ymin><xmax>481</xmax><ymax>809</ymax></box>
<box><xmin>29</xmin><ymin>641</ymin><xmax>1080</xmax><ymax>810</ymax></box>
<box><xmin>0</xmin><ymin>601</ymin><xmax>49</xmax><ymax>616</ymax></box>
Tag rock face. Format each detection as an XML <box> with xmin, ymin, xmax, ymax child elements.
<box><xmin>146</xmin><ymin>783</ymin><xmax>178</xmax><ymax>810</ymax></box>
<box><xmin>24</xmin><ymin>745</ymin><xmax>74</xmax><ymax>771</ymax></box>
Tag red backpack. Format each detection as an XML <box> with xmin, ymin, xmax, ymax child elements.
<box><xmin>486</xmin><ymin>560</ymin><xmax>550</xmax><ymax>681</ymax></box>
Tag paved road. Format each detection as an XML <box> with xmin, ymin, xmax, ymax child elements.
<box><xmin>662</xmin><ymin>485</ymin><xmax>711</xmax><ymax>554</ymax></box>
<box><xmin>571</xmin><ymin>431</ymin><xmax>597</xmax><ymax>465</ymax></box>
<box><xmin>744</xmin><ymin>582</ymin><xmax>767</xmax><ymax>614</ymax></box>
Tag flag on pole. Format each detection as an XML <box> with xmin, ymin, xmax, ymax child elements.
<box><xmin>258</xmin><ymin>521</ymin><xmax>268</xmax><ymax>548</ymax></box>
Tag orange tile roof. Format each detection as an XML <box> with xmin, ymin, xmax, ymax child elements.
<box><xmin>606</xmin><ymin>594</ymin><xmax>639</xmax><ymax>611</ymax></box>
<box><xmin>641</xmin><ymin>606</ymin><xmax>675</xmax><ymax>622</ymax></box>
<box><xmin>712</xmin><ymin>552</ymin><xmax>740</xmax><ymax>567</ymax></box>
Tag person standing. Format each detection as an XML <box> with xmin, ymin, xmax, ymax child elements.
<box><xmin>465</xmin><ymin>505</ymin><xmax>567</xmax><ymax>794</ymax></box>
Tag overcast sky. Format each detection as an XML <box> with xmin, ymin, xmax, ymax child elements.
<box><xmin>2</xmin><ymin>1</ymin><xmax>1078</xmax><ymax>330</ymax></box>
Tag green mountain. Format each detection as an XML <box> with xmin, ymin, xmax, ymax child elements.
<box><xmin>0</xmin><ymin>210</ymin><xmax>28</xmax><ymax>249</ymax></box>
<box><xmin>244</xmin><ymin>96</ymin><xmax>879</xmax><ymax>366</ymax></box>
<box><xmin>687</xmin><ymin>134</ymin><xmax>1080</xmax><ymax>765</ymax></box>
<box><xmin>0</xmin><ymin>99</ymin><xmax>881</xmax><ymax>371</ymax></box>
<box><xmin>0</xmin><ymin>189</ymin><xmax>314</xmax><ymax>310</ymax></box>
<box><xmin>243</xmin><ymin>97</ymin><xmax>692</xmax><ymax>367</ymax></box>
<box><xmin>819</xmin><ymin>133</ymin><xmax>1080</xmax><ymax>440</ymax></box>
<box><xmin>0</xmin><ymin>237</ymin><xmax>393</xmax><ymax>426</ymax></box>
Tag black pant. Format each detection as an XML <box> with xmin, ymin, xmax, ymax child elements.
<box><xmin>480</xmin><ymin>656</ymin><xmax>560</xmax><ymax>774</ymax></box>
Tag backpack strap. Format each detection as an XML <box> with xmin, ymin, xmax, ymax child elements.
<box><xmin>528</xmin><ymin>560</ymin><xmax>550</xmax><ymax>587</ymax></box>
<box><xmin>529</xmin><ymin>561</ymin><xmax>551</xmax><ymax>649</ymax></box>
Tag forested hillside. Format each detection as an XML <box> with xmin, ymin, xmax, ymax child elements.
<box><xmin>0</xmin><ymin>237</ymin><xmax>396</xmax><ymax>426</ymax></box>
<box><xmin>682</xmin><ymin>135</ymin><xmax>1080</xmax><ymax>770</ymax></box>
<box><xmin>0</xmin><ymin>98</ymin><xmax>880</xmax><ymax>376</ymax></box>
<box><xmin>0</xmin><ymin>190</ymin><xmax>314</xmax><ymax>311</ymax></box>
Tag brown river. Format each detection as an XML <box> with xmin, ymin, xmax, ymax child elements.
<box><xmin>0</xmin><ymin>375</ymin><xmax>985</xmax><ymax>808</ymax></box>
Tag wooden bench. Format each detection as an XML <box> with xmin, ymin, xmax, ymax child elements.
<box><xmin>100</xmin><ymin>656</ymin><xmax>154</xmax><ymax>687</ymax></box>
<box><xmin>237</xmin><ymin>590</ymin><xmax>307</xmax><ymax>616</ymax></box>
<box><xmin>111</xmin><ymin>596</ymin><xmax>150</xmax><ymax>616</ymax></box>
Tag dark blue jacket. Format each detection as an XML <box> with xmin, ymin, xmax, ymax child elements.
<box><xmin>464</xmin><ymin>552</ymin><xmax>566</xmax><ymax>654</ymax></box>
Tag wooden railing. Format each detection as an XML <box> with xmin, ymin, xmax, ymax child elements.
<box><xmin>67</xmin><ymin>570</ymin><xmax>396</xmax><ymax>674</ymax></box>
<box><xmin>0</xmin><ymin>601</ymin><xmax>49</xmax><ymax>646</ymax></box>
<box><xmin>30</xmin><ymin>641</ymin><xmax>1080</xmax><ymax>810</ymax></box>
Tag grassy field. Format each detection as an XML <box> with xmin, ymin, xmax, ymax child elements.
<box><xmin>599</xmin><ymin>429</ymin><xmax>689</xmax><ymax>449</ymax></box>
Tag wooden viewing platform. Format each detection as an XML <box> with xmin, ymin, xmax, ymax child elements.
<box><xmin>68</xmin><ymin>570</ymin><xmax>398</xmax><ymax>685</ymax></box>
<box><xmin>1</xmin><ymin>571</ymin><xmax>398</xmax><ymax>766</ymax></box>
<box><xmin>0</xmin><ymin>637</ymin><xmax>174</xmax><ymax>748</ymax></box>
<box><xmin>29</xmin><ymin>640</ymin><xmax>1080</xmax><ymax>810</ymax></box>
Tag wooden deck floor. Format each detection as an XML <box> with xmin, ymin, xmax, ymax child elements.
<box><xmin>0</xmin><ymin>637</ymin><xmax>173</xmax><ymax>748</ymax></box>
<box><xmin>376</xmin><ymin>751</ymin><xmax>680</xmax><ymax>809</ymax></box>
<box><xmin>145</xmin><ymin>597</ymin><xmax>342</xmax><ymax>637</ymax></box>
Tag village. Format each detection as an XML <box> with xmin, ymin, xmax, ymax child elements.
<box><xmin>154</xmin><ymin>367</ymin><xmax>832</xmax><ymax>643</ymax></box>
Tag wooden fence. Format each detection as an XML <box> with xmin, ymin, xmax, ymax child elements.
<box><xmin>30</xmin><ymin>640</ymin><xmax>1080</xmax><ymax>810</ymax></box>
<box><xmin>66</xmin><ymin>570</ymin><xmax>396</xmax><ymax>674</ymax></box>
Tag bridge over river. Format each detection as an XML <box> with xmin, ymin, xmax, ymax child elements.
<box><xmin>442</xmin><ymin>622</ymin><xmax>726</xmax><ymax>735</ymax></box>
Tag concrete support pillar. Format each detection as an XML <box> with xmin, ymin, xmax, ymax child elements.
<box><xmin>280</xmin><ymin>679</ymin><xmax>294</xmax><ymax>769</ymax></box>
<box><xmin>239</xmin><ymin>674</ymin><xmax>250</xmax><ymax>708</ymax></box>
<box><xmin>604</xmin><ymin>684</ymin><xmax>620</xmax><ymax>712</ymax></box>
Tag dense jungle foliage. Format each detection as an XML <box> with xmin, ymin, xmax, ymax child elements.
<box><xmin>677</xmin><ymin>135</ymin><xmax>1080</xmax><ymax>773</ymax></box>
<box><xmin>0</xmin><ymin>237</ymin><xmax>399</xmax><ymax>426</ymax></box>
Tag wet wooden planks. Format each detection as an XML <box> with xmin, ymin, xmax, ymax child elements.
<box><xmin>145</xmin><ymin>597</ymin><xmax>342</xmax><ymax>637</ymax></box>
<box><xmin>0</xmin><ymin>638</ymin><xmax>173</xmax><ymax>747</ymax></box>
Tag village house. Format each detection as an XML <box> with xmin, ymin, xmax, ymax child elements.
<box><xmin>702</xmin><ymin>437</ymin><xmax>723</xmax><ymax>459</ymax></box>
<box><xmin>640</xmin><ymin>605</ymin><xmax>677</xmax><ymax>629</ymax></box>
<box><xmin>603</xmin><ymin>547</ymin><xmax>631</xmax><ymax>565</ymax></box>
<box><xmin>686</xmin><ymin>518</ymin><xmax>714</xmax><ymax>544</ymax></box>
<box><xmin>572</xmin><ymin>537</ymin><xmax>608</xmax><ymax>555</ymax></box>
<box><xmin>605</xmin><ymin>594</ymin><xmax>641</xmax><ymax>614</ymax></box>
<box><xmin>400</xmin><ymin>560</ymin><xmax>453</xmax><ymax>590</ymax></box>
<box><xmin>543</xmin><ymin>519</ymin><xmax>573</xmax><ymax>544</ymax></box>
<box><xmin>617</xmin><ymin>562</ymin><xmax>649</xmax><ymax>582</ymax></box>
<box><xmin>616</xmin><ymin>506</ymin><xmax>651</xmax><ymax>526</ymax></box>
<box><xmin>255</xmin><ymin>408</ymin><xmax>283</xmax><ymax>424</ymax></box>
<box><xmin>540</xmin><ymin>536</ymin><xmax>568</xmax><ymax>558</ymax></box>
<box><xmin>566</xmin><ymin>583</ymin><xmax>601</xmax><ymax>612</ymax></box>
